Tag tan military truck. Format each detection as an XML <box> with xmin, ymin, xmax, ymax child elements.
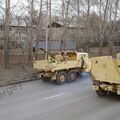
<box><xmin>33</xmin><ymin>49</ymin><xmax>91</xmax><ymax>85</ymax></box>
<box><xmin>91</xmin><ymin>53</ymin><xmax>120</xmax><ymax>96</ymax></box>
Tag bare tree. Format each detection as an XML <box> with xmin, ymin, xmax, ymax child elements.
<box><xmin>34</xmin><ymin>0</ymin><xmax>43</xmax><ymax>59</ymax></box>
<box><xmin>99</xmin><ymin>0</ymin><xmax>109</xmax><ymax>55</ymax></box>
<box><xmin>60</xmin><ymin>0</ymin><xmax>71</xmax><ymax>51</ymax></box>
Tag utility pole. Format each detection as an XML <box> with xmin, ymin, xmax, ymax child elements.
<box><xmin>28</xmin><ymin>0</ymin><xmax>34</xmax><ymax>62</ymax></box>
<box><xmin>4</xmin><ymin>0</ymin><xmax>10</xmax><ymax>68</ymax></box>
<box><xmin>76</xmin><ymin>0</ymin><xmax>80</xmax><ymax>51</ymax></box>
<box><xmin>45</xmin><ymin>0</ymin><xmax>49</xmax><ymax>59</ymax></box>
<box><xmin>63</xmin><ymin>0</ymin><xmax>70</xmax><ymax>50</ymax></box>
<box><xmin>48</xmin><ymin>0</ymin><xmax>52</xmax><ymax>53</ymax></box>
<box><xmin>60</xmin><ymin>0</ymin><xmax>65</xmax><ymax>51</ymax></box>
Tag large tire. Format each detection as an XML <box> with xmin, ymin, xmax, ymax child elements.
<box><xmin>56</xmin><ymin>71</ymin><xmax>67</xmax><ymax>85</ymax></box>
<box><xmin>96</xmin><ymin>87</ymin><xmax>107</xmax><ymax>97</ymax></box>
<box><xmin>42</xmin><ymin>76</ymin><xmax>51</xmax><ymax>82</ymax></box>
<box><xmin>67</xmin><ymin>70</ymin><xmax>77</xmax><ymax>82</ymax></box>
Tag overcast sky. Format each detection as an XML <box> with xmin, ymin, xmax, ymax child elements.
<box><xmin>0</xmin><ymin>0</ymin><xmax>27</xmax><ymax>8</ymax></box>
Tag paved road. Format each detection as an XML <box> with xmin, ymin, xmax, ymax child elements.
<box><xmin>0</xmin><ymin>74</ymin><xmax>120</xmax><ymax>120</ymax></box>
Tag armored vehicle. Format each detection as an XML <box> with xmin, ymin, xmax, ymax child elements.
<box><xmin>91</xmin><ymin>53</ymin><xmax>120</xmax><ymax>96</ymax></box>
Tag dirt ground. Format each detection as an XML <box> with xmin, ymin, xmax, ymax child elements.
<box><xmin>0</xmin><ymin>65</ymin><xmax>37</xmax><ymax>86</ymax></box>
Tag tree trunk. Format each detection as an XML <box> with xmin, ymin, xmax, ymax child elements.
<box><xmin>4</xmin><ymin>0</ymin><xmax>10</xmax><ymax>69</ymax></box>
<box><xmin>28</xmin><ymin>0</ymin><xmax>34</xmax><ymax>63</ymax></box>
<box><xmin>35</xmin><ymin>0</ymin><xmax>43</xmax><ymax>60</ymax></box>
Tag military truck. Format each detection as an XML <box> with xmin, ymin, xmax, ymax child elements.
<box><xmin>33</xmin><ymin>49</ymin><xmax>91</xmax><ymax>85</ymax></box>
<box><xmin>91</xmin><ymin>53</ymin><xmax>120</xmax><ymax>96</ymax></box>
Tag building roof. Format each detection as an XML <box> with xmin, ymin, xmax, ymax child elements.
<box><xmin>48</xmin><ymin>22</ymin><xmax>63</xmax><ymax>28</ymax></box>
<box><xmin>48</xmin><ymin>21</ymin><xmax>84</xmax><ymax>29</ymax></box>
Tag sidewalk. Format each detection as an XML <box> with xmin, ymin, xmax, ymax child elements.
<box><xmin>0</xmin><ymin>65</ymin><xmax>37</xmax><ymax>86</ymax></box>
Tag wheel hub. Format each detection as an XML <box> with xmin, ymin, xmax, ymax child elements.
<box><xmin>60</xmin><ymin>75</ymin><xmax>65</xmax><ymax>82</ymax></box>
<box><xmin>70</xmin><ymin>73</ymin><xmax>75</xmax><ymax>81</ymax></box>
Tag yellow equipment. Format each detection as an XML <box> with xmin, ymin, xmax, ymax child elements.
<box><xmin>91</xmin><ymin>53</ymin><xmax>120</xmax><ymax>96</ymax></box>
<box><xmin>33</xmin><ymin>49</ymin><xmax>91</xmax><ymax>85</ymax></box>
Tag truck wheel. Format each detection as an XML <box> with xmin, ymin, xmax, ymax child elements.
<box><xmin>42</xmin><ymin>76</ymin><xmax>51</xmax><ymax>82</ymax></box>
<box><xmin>96</xmin><ymin>88</ymin><xmax>107</xmax><ymax>97</ymax></box>
<box><xmin>67</xmin><ymin>70</ymin><xmax>77</xmax><ymax>82</ymax></box>
<box><xmin>56</xmin><ymin>71</ymin><xmax>67</xmax><ymax>85</ymax></box>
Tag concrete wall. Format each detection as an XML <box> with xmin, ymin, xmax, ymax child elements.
<box><xmin>0</xmin><ymin>47</ymin><xmax>120</xmax><ymax>66</ymax></box>
<box><xmin>90</xmin><ymin>46</ymin><xmax>120</xmax><ymax>57</ymax></box>
<box><xmin>0</xmin><ymin>49</ymin><xmax>46</xmax><ymax>67</ymax></box>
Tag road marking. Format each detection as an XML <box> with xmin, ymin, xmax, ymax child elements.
<box><xmin>43</xmin><ymin>93</ymin><xmax>64</xmax><ymax>101</ymax></box>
